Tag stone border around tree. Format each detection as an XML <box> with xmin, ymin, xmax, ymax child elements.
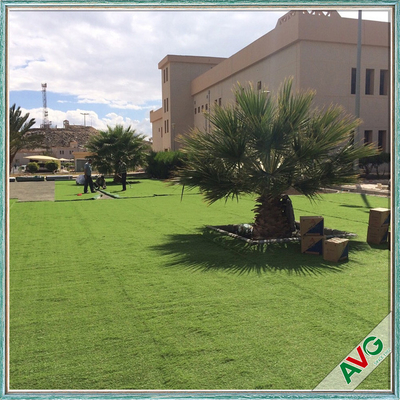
<box><xmin>206</xmin><ymin>222</ymin><xmax>357</xmax><ymax>245</ymax></box>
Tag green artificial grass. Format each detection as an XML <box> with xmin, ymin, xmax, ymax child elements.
<box><xmin>9</xmin><ymin>180</ymin><xmax>391</xmax><ymax>390</ymax></box>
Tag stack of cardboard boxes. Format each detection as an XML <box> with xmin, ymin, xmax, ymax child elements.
<box><xmin>323</xmin><ymin>237</ymin><xmax>349</xmax><ymax>262</ymax></box>
<box><xmin>300</xmin><ymin>216</ymin><xmax>324</xmax><ymax>255</ymax></box>
<box><xmin>300</xmin><ymin>216</ymin><xmax>350</xmax><ymax>262</ymax></box>
<box><xmin>367</xmin><ymin>208</ymin><xmax>390</xmax><ymax>245</ymax></box>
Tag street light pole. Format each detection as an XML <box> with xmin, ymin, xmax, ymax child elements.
<box><xmin>355</xmin><ymin>10</ymin><xmax>362</xmax><ymax>145</ymax></box>
<box><xmin>354</xmin><ymin>10</ymin><xmax>362</xmax><ymax>171</ymax></box>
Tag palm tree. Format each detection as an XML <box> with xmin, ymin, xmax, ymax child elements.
<box><xmin>9</xmin><ymin>104</ymin><xmax>43</xmax><ymax>171</ymax></box>
<box><xmin>177</xmin><ymin>78</ymin><xmax>378</xmax><ymax>239</ymax></box>
<box><xmin>86</xmin><ymin>124</ymin><xmax>150</xmax><ymax>180</ymax></box>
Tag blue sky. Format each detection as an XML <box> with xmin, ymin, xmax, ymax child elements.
<box><xmin>8</xmin><ymin>8</ymin><xmax>390</xmax><ymax>139</ymax></box>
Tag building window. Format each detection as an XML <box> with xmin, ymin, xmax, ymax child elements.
<box><xmin>205</xmin><ymin>104</ymin><xmax>208</xmax><ymax>111</ymax></box>
<box><xmin>378</xmin><ymin>130</ymin><xmax>386</xmax><ymax>150</ymax></box>
<box><xmin>364</xmin><ymin>130</ymin><xmax>373</xmax><ymax>145</ymax></box>
<box><xmin>161</xmin><ymin>127</ymin><xmax>163</xmax><ymax>138</ymax></box>
<box><xmin>380</xmin><ymin>70</ymin><xmax>388</xmax><ymax>95</ymax></box>
<box><xmin>218</xmin><ymin>98</ymin><xmax>222</xmax><ymax>106</ymax></box>
<box><xmin>257</xmin><ymin>81</ymin><xmax>262</xmax><ymax>90</ymax></box>
<box><xmin>164</xmin><ymin>98</ymin><xmax>169</xmax><ymax>113</ymax></box>
<box><xmin>198</xmin><ymin>107</ymin><xmax>200</xmax><ymax>113</ymax></box>
<box><xmin>194</xmin><ymin>108</ymin><xmax>197</xmax><ymax>115</ymax></box>
<box><xmin>365</xmin><ymin>69</ymin><xmax>374</xmax><ymax>95</ymax></box>
<box><xmin>201</xmin><ymin>105</ymin><xmax>204</xmax><ymax>112</ymax></box>
<box><xmin>163</xmin><ymin>67</ymin><xmax>169</xmax><ymax>83</ymax></box>
<box><xmin>351</xmin><ymin>68</ymin><xmax>357</xmax><ymax>94</ymax></box>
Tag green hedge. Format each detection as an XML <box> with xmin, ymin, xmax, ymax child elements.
<box><xmin>45</xmin><ymin>161</ymin><xmax>59</xmax><ymax>172</ymax></box>
<box><xmin>359</xmin><ymin>152</ymin><xmax>390</xmax><ymax>176</ymax></box>
<box><xmin>145</xmin><ymin>151</ymin><xmax>187</xmax><ymax>179</ymax></box>
<box><xmin>26</xmin><ymin>162</ymin><xmax>39</xmax><ymax>173</ymax></box>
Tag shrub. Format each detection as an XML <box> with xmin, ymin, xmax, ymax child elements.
<box><xmin>45</xmin><ymin>161</ymin><xmax>59</xmax><ymax>172</ymax></box>
<box><xmin>26</xmin><ymin>162</ymin><xmax>39</xmax><ymax>173</ymax></box>
<box><xmin>146</xmin><ymin>151</ymin><xmax>187</xmax><ymax>179</ymax></box>
<box><xmin>359</xmin><ymin>152</ymin><xmax>390</xmax><ymax>177</ymax></box>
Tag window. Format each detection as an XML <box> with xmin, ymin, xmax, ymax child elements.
<box><xmin>218</xmin><ymin>98</ymin><xmax>222</xmax><ymax>106</ymax></box>
<box><xmin>164</xmin><ymin>98</ymin><xmax>169</xmax><ymax>113</ymax></box>
<box><xmin>257</xmin><ymin>81</ymin><xmax>262</xmax><ymax>90</ymax></box>
<box><xmin>205</xmin><ymin>104</ymin><xmax>208</xmax><ymax>111</ymax></box>
<box><xmin>378</xmin><ymin>130</ymin><xmax>386</xmax><ymax>150</ymax></box>
<box><xmin>380</xmin><ymin>70</ymin><xmax>388</xmax><ymax>95</ymax></box>
<box><xmin>351</xmin><ymin>68</ymin><xmax>357</xmax><ymax>94</ymax></box>
<box><xmin>201</xmin><ymin>105</ymin><xmax>204</xmax><ymax>112</ymax></box>
<box><xmin>194</xmin><ymin>108</ymin><xmax>197</xmax><ymax>115</ymax></box>
<box><xmin>365</xmin><ymin>69</ymin><xmax>374</xmax><ymax>95</ymax></box>
<box><xmin>364</xmin><ymin>130</ymin><xmax>373</xmax><ymax>145</ymax></box>
<box><xmin>163</xmin><ymin>67</ymin><xmax>169</xmax><ymax>83</ymax></box>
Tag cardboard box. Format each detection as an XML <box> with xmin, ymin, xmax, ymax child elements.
<box><xmin>300</xmin><ymin>216</ymin><xmax>324</xmax><ymax>236</ymax></box>
<box><xmin>367</xmin><ymin>225</ymin><xmax>389</xmax><ymax>245</ymax></box>
<box><xmin>368</xmin><ymin>208</ymin><xmax>390</xmax><ymax>227</ymax></box>
<box><xmin>323</xmin><ymin>238</ymin><xmax>349</xmax><ymax>262</ymax></box>
<box><xmin>301</xmin><ymin>235</ymin><xmax>325</xmax><ymax>255</ymax></box>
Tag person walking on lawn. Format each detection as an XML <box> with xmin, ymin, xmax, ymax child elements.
<box><xmin>118</xmin><ymin>159</ymin><xmax>127</xmax><ymax>191</ymax></box>
<box><xmin>84</xmin><ymin>159</ymin><xmax>96</xmax><ymax>194</ymax></box>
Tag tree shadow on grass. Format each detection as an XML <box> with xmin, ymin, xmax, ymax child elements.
<box><xmin>151</xmin><ymin>228</ymin><xmax>372</xmax><ymax>277</ymax></box>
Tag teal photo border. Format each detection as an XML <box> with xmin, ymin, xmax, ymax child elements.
<box><xmin>0</xmin><ymin>1</ymin><xmax>398</xmax><ymax>399</ymax></box>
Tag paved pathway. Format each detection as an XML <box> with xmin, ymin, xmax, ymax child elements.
<box><xmin>9</xmin><ymin>181</ymin><xmax>55</xmax><ymax>202</ymax></box>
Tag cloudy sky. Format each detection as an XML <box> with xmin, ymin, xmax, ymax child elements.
<box><xmin>8</xmin><ymin>7</ymin><xmax>390</xmax><ymax>139</ymax></box>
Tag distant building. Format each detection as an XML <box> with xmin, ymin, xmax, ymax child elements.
<box><xmin>13</xmin><ymin>123</ymin><xmax>99</xmax><ymax>169</ymax></box>
<box><xmin>151</xmin><ymin>10</ymin><xmax>390</xmax><ymax>153</ymax></box>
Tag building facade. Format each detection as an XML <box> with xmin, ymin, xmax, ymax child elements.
<box><xmin>151</xmin><ymin>10</ymin><xmax>390</xmax><ymax>153</ymax></box>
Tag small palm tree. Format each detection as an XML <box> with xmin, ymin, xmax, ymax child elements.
<box><xmin>86</xmin><ymin>124</ymin><xmax>150</xmax><ymax>180</ymax></box>
<box><xmin>9</xmin><ymin>104</ymin><xmax>43</xmax><ymax>171</ymax></box>
<box><xmin>177</xmin><ymin>78</ymin><xmax>377</xmax><ymax>239</ymax></box>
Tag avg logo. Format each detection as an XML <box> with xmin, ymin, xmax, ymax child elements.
<box><xmin>314</xmin><ymin>313</ymin><xmax>391</xmax><ymax>391</ymax></box>
<box><xmin>340</xmin><ymin>336</ymin><xmax>383</xmax><ymax>384</ymax></box>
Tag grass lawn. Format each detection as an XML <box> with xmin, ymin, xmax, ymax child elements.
<box><xmin>9</xmin><ymin>179</ymin><xmax>391</xmax><ymax>390</ymax></box>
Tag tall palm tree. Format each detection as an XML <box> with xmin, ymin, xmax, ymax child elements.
<box><xmin>86</xmin><ymin>124</ymin><xmax>150</xmax><ymax>179</ymax></box>
<box><xmin>9</xmin><ymin>104</ymin><xmax>43</xmax><ymax>171</ymax></box>
<box><xmin>177</xmin><ymin>78</ymin><xmax>378</xmax><ymax>239</ymax></box>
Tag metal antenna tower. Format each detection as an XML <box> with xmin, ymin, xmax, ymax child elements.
<box><xmin>81</xmin><ymin>112</ymin><xmax>89</xmax><ymax>126</ymax></box>
<box><xmin>41</xmin><ymin>83</ymin><xmax>52</xmax><ymax>129</ymax></box>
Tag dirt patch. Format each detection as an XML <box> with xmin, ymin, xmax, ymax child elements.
<box><xmin>9</xmin><ymin>181</ymin><xmax>55</xmax><ymax>202</ymax></box>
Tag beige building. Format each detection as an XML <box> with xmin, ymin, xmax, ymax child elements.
<box><xmin>151</xmin><ymin>10</ymin><xmax>390</xmax><ymax>153</ymax></box>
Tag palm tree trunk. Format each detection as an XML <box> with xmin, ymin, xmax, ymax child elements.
<box><xmin>252</xmin><ymin>194</ymin><xmax>296</xmax><ymax>239</ymax></box>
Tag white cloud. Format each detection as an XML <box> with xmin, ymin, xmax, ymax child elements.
<box><xmin>9</xmin><ymin>9</ymin><xmax>288</xmax><ymax>108</ymax></box>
